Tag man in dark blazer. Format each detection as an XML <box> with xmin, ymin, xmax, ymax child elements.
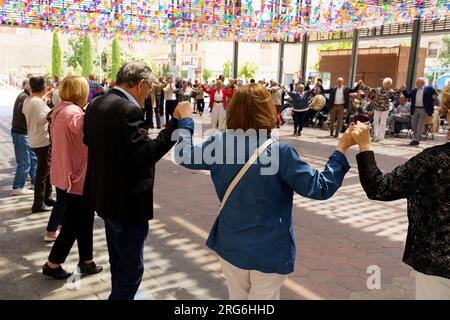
<box><xmin>83</xmin><ymin>62</ymin><xmax>191</xmax><ymax>300</ymax></box>
<box><xmin>401</xmin><ymin>78</ymin><xmax>438</xmax><ymax>145</ymax></box>
<box><xmin>323</xmin><ymin>77</ymin><xmax>358</xmax><ymax>137</ymax></box>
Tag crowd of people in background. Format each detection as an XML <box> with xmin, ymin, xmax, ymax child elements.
<box><xmin>7</xmin><ymin>61</ymin><xmax>450</xmax><ymax>300</ymax></box>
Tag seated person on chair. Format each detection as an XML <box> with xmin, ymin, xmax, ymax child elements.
<box><xmin>307</xmin><ymin>91</ymin><xmax>326</xmax><ymax>126</ymax></box>
<box><xmin>387</xmin><ymin>95</ymin><xmax>411</xmax><ymax>134</ymax></box>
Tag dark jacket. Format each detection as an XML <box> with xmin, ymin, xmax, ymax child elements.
<box><xmin>11</xmin><ymin>91</ymin><xmax>29</xmax><ymax>134</ymax></box>
<box><xmin>356</xmin><ymin>144</ymin><xmax>450</xmax><ymax>279</ymax></box>
<box><xmin>402</xmin><ymin>86</ymin><xmax>437</xmax><ymax>116</ymax></box>
<box><xmin>83</xmin><ymin>89</ymin><xmax>178</xmax><ymax>223</ymax></box>
<box><xmin>323</xmin><ymin>86</ymin><xmax>358</xmax><ymax>111</ymax></box>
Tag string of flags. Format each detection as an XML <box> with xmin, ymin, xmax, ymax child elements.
<box><xmin>0</xmin><ymin>0</ymin><xmax>448</xmax><ymax>42</ymax></box>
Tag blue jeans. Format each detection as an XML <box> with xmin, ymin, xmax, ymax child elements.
<box><xmin>46</xmin><ymin>188</ymin><xmax>66</xmax><ymax>232</ymax></box>
<box><xmin>104</xmin><ymin>219</ymin><xmax>149</xmax><ymax>300</ymax></box>
<box><xmin>11</xmin><ymin>132</ymin><xmax>37</xmax><ymax>189</ymax></box>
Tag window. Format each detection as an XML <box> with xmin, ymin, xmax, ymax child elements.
<box><xmin>427</xmin><ymin>42</ymin><xmax>440</xmax><ymax>58</ymax></box>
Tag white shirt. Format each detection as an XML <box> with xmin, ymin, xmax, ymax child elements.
<box><xmin>415</xmin><ymin>88</ymin><xmax>424</xmax><ymax>107</ymax></box>
<box><xmin>163</xmin><ymin>83</ymin><xmax>177</xmax><ymax>101</ymax></box>
<box><xmin>334</xmin><ymin>87</ymin><xmax>345</xmax><ymax>105</ymax></box>
<box><xmin>213</xmin><ymin>90</ymin><xmax>223</xmax><ymax>104</ymax></box>
<box><xmin>114</xmin><ymin>86</ymin><xmax>140</xmax><ymax>107</ymax></box>
<box><xmin>22</xmin><ymin>96</ymin><xmax>50</xmax><ymax>148</ymax></box>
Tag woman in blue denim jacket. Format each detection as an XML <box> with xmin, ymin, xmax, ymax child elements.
<box><xmin>175</xmin><ymin>84</ymin><xmax>355</xmax><ymax>300</ymax></box>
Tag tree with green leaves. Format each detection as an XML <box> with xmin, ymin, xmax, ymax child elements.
<box><xmin>223</xmin><ymin>60</ymin><xmax>232</xmax><ymax>79</ymax></box>
<box><xmin>110</xmin><ymin>38</ymin><xmax>121</xmax><ymax>80</ymax></box>
<box><xmin>82</xmin><ymin>36</ymin><xmax>93</xmax><ymax>77</ymax></box>
<box><xmin>238</xmin><ymin>61</ymin><xmax>258</xmax><ymax>79</ymax></box>
<box><xmin>52</xmin><ymin>32</ymin><xmax>62</xmax><ymax>78</ymax></box>
<box><xmin>64</xmin><ymin>37</ymin><xmax>84</xmax><ymax>70</ymax></box>
<box><xmin>162</xmin><ymin>64</ymin><xmax>170</xmax><ymax>75</ymax></box>
<box><xmin>146</xmin><ymin>59</ymin><xmax>160</xmax><ymax>77</ymax></box>
<box><xmin>203</xmin><ymin>68</ymin><xmax>212</xmax><ymax>82</ymax></box>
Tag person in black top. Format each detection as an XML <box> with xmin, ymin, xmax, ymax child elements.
<box><xmin>10</xmin><ymin>79</ymin><xmax>36</xmax><ymax>196</ymax></box>
<box><xmin>351</xmin><ymin>122</ymin><xmax>450</xmax><ymax>299</ymax></box>
<box><xmin>83</xmin><ymin>62</ymin><xmax>191</xmax><ymax>300</ymax></box>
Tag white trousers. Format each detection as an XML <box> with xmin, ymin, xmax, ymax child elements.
<box><xmin>415</xmin><ymin>271</ymin><xmax>450</xmax><ymax>300</ymax></box>
<box><xmin>373</xmin><ymin>110</ymin><xmax>389</xmax><ymax>140</ymax></box>
<box><xmin>211</xmin><ymin>103</ymin><xmax>227</xmax><ymax>129</ymax></box>
<box><xmin>219</xmin><ymin>257</ymin><xmax>287</xmax><ymax>300</ymax></box>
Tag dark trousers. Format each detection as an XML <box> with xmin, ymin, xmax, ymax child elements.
<box><xmin>143</xmin><ymin>104</ymin><xmax>154</xmax><ymax>129</ymax></box>
<box><xmin>46</xmin><ymin>188</ymin><xmax>66</xmax><ymax>232</ymax></box>
<box><xmin>48</xmin><ymin>189</ymin><xmax>94</xmax><ymax>264</ymax></box>
<box><xmin>105</xmin><ymin>219</ymin><xmax>149</xmax><ymax>300</ymax></box>
<box><xmin>165</xmin><ymin>100</ymin><xmax>177</xmax><ymax>124</ymax></box>
<box><xmin>155</xmin><ymin>95</ymin><xmax>164</xmax><ymax>128</ymax></box>
<box><xmin>293</xmin><ymin>111</ymin><xmax>309</xmax><ymax>134</ymax></box>
<box><xmin>31</xmin><ymin>146</ymin><xmax>52</xmax><ymax>209</ymax></box>
<box><xmin>196</xmin><ymin>99</ymin><xmax>205</xmax><ymax>113</ymax></box>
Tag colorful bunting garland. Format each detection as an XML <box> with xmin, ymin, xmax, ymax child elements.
<box><xmin>0</xmin><ymin>0</ymin><xmax>448</xmax><ymax>42</ymax></box>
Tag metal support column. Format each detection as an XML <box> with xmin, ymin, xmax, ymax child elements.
<box><xmin>349</xmin><ymin>29</ymin><xmax>359</xmax><ymax>86</ymax></box>
<box><xmin>300</xmin><ymin>33</ymin><xmax>309</xmax><ymax>84</ymax></box>
<box><xmin>233</xmin><ymin>41</ymin><xmax>239</xmax><ymax>79</ymax></box>
<box><xmin>277</xmin><ymin>40</ymin><xmax>284</xmax><ymax>84</ymax></box>
<box><xmin>406</xmin><ymin>19</ymin><xmax>422</xmax><ymax>90</ymax></box>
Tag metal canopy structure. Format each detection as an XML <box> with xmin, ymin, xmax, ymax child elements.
<box><xmin>0</xmin><ymin>1</ymin><xmax>448</xmax><ymax>89</ymax></box>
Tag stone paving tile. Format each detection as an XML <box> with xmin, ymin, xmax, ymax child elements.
<box><xmin>1</xmin><ymin>110</ymin><xmax>446</xmax><ymax>300</ymax></box>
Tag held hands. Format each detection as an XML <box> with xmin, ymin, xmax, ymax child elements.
<box><xmin>336</xmin><ymin>123</ymin><xmax>357</xmax><ymax>154</ymax></box>
<box><xmin>173</xmin><ymin>101</ymin><xmax>193</xmax><ymax>119</ymax></box>
<box><xmin>351</xmin><ymin>121</ymin><xmax>373</xmax><ymax>152</ymax></box>
<box><xmin>336</xmin><ymin>121</ymin><xmax>373</xmax><ymax>154</ymax></box>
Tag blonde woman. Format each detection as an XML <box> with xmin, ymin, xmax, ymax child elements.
<box><xmin>175</xmin><ymin>84</ymin><xmax>355</xmax><ymax>299</ymax></box>
<box><xmin>441</xmin><ymin>82</ymin><xmax>450</xmax><ymax>140</ymax></box>
<box><xmin>42</xmin><ymin>76</ymin><xmax>102</xmax><ymax>279</ymax></box>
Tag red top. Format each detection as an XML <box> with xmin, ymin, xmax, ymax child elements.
<box><xmin>201</xmin><ymin>85</ymin><xmax>234</xmax><ymax>110</ymax></box>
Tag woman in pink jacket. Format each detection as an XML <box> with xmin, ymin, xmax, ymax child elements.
<box><xmin>201</xmin><ymin>80</ymin><xmax>234</xmax><ymax>129</ymax></box>
<box><xmin>42</xmin><ymin>76</ymin><xmax>103</xmax><ymax>279</ymax></box>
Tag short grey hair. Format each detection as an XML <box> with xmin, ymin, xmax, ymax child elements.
<box><xmin>383</xmin><ymin>77</ymin><xmax>393</xmax><ymax>85</ymax></box>
<box><xmin>116</xmin><ymin>61</ymin><xmax>153</xmax><ymax>88</ymax></box>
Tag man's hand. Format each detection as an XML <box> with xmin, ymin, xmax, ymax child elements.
<box><xmin>336</xmin><ymin>123</ymin><xmax>357</xmax><ymax>154</ymax></box>
<box><xmin>173</xmin><ymin>101</ymin><xmax>193</xmax><ymax>119</ymax></box>
<box><xmin>351</xmin><ymin>122</ymin><xmax>373</xmax><ymax>152</ymax></box>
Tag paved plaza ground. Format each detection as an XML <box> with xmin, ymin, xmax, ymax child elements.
<box><xmin>0</xmin><ymin>89</ymin><xmax>447</xmax><ymax>300</ymax></box>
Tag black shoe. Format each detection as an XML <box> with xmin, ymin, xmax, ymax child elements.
<box><xmin>410</xmin><ymin>140</ymin><xmax>419</xmax><ymax>146</ymax></box>
<box><xmin>42</xmin><ymin>263</ymin><xmax>72</xmax><ymax>280</ymax></box>
<box><xmin>293</xmin><ymin>131</ymin><xmax>297</xmax><ymax>136</ymax></box>
<box><xmin>281</xmin><ymin>120</ymin><xmax>286</xmax><ymax>126</ymax></box>
<box><xmin>77</xmin><ymin>261</ymin><xmax>103</xmax><ymax>275</ymax></box>
<box><xmin>44</xmin><ymin>198</ymin><xmax>56</xmax><ymax>206</ymax></box>
<box><xmin>32</xmin><ymin>205</ymin><xmax>52</xmax><ymax>213</ymax></box>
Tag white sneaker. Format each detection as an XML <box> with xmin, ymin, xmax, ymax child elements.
<box><xmin>10</xmin><ymin>188</ymin><xmax>34</xmax><ymax>196</ymax></box>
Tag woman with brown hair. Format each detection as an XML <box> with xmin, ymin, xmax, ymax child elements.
<box><xmin>174</xmin><ymin>83</ymin><xmax>355</xmax><ymax>299</ymax></box>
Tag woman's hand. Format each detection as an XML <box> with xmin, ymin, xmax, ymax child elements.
<box><xmin>336</xmin><ymin>123</ymin><xmax>356</xmax><ymax>154</ymax></box>
<box><xmin>351</xmin><ymin>122</ymin><xmax>373</xmax><ymax>152</ymax></box>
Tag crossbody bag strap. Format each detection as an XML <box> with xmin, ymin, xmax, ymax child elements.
<box><xmin>218</xmin><ymin>138</ymin><xmax>275</xmax><ymax>213</ymax></box>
